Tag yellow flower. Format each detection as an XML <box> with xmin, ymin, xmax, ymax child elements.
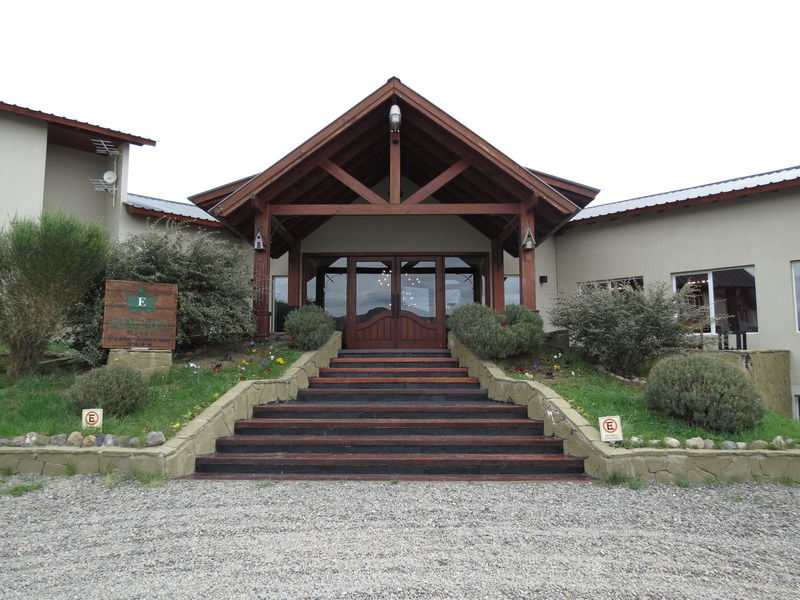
<box><xmin>276</xmin><ymin>357</ymin><xmax>285</xmax><ymax>365</ymax></box>
<box><xmin>171</xmin><ymin>422</ymin><xmax>182</xmax><ymax>429</ymax></box>
<box><xmin>250</xmin><ymin>348</ymin><xmax>257</xmax><ymax>353</ymax></box>
<box><xmin>213</xmin><ymin>393</ymin><xmax>220</xmax><ymax>399</ymax></box>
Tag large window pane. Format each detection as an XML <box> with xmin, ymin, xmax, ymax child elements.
<box><xmin>444</xmin><ymin>256</ymin><xmax>485</xmax><ymax>314</ymax></box>
<box><xmin>504</xmin><ymin>275</ymin><xmax>520</xmax><ymax>307</ymax></box>
<box><xmin>355</xmin><ymin>260</ymin><xmax>392</xmax><ymax>323</ymax></box>
<box><xmin>674</xmin><ymin>267</ymin><xmax>758</xmax><ymax>334</ymax></box>
<box><xmin>272</xmin><ymin>276</ymin><xmax>289</xmax><ymax>332</ymax></box>
<box><xmin>400</xmin><ymin>260</ymin><xmax>436</xmax><ymax>321</ymax></box>
<box><xmin>305</xmin><ymin>256</ymin><xmax>347</xmax><ymax>330</ymax></box>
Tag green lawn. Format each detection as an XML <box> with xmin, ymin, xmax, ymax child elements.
<box><xmin>500</xmin><ymin>350</ymin><xmax>800</xmax><ymax>446</ymax></box>
<box><xmin>0</xmin><ymin>343</ymin><xmax>301</xmax><ymax>442</ymax></box>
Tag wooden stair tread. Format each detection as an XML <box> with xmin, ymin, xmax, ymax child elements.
<box><xmin>299</xmin><ymin>388</ymin><xmax>486</xmax><ymax>395</ymax></box>
<box><xmin>238</xmin><ymin>418</ymin><xmax>540</xmax><ymax>426</ymax></box>
<box><xmin>309</xmin><ymin>377</ymin><xmax>478</xmax><ymax>384</ymax></box>
<box><xmin>331</xmin><ymin>357</ymin><xmax>459</xmax><ymax>364</ymax></box>
<box><xmin>256</xmin><ymin>403</ymin><xmax>524</xmax><ymax>412</ymax></box>
<box><xmin>218</xmin><ymin>434</ymin><xmax>558</xmax><ymax>445</ymax></box>
<box><xmin>183</xmin><ymin>473</ymin><xmax>593</xmax><ymax>482</ymax></box>
<box><xmin>319</xmin><ymin>367</ymin><xmax>468</xmax><ymax>374</ymax></box>
<box><xmin>198</xmin><ymin>453</ymin><xmax>580</xmax><ymax>464</ymax></box>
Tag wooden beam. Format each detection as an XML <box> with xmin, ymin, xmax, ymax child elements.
<box><xmin>253</xmin><ymin>205</ymin><xmax>271</xmax><ymax>341</ymax></box>
<box><xmin>497</xmin><ymin>216</ymin><xmax>519</xmax><ymax>243</ymax></box>
<box><xmin>519</xmin><ymin>205</ymin><xmax>536</xmax><ymax>310</ymax></box>
<box><xmin>319</xmin><ymin>159</ymin><xmax>386</xmax><ymax>205</ymax></box>
<box><xmin>270</xmin><ymin>216</ymin><xmax>296</xmax><ymax>247</ymax></box>
<box><xmin>491</xmin><ymin>238</ymin><xmax>505</xmax><ymax>311</ymax></box>
<box><xmin>269</xmin><ymin>203</ymin><xmax>519</xmax><ymax>216</ymax></box>
<box><xmin>389</xmin><ymin>131</ymin><xmax>401</xmax><ymax>204</ymax></box>
<box><xmin>404</xmin><ymin>159</ymin><xmax>471</xmax><ymax>205</ymax></box>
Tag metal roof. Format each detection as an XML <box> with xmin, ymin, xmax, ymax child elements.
<box><xmin>126</xmin><ymin>194</ymin><xmax>218</xmax><ymax>222</ymax></box>
<box><xmin>0</xmin><ymin>101</ymin><xmax>156</xmax><ymax>146</ymax></box>
<box><xmin>573</xmin><ymin>165</ymin><xmax>800</xmax><ymax>222</ymax></box>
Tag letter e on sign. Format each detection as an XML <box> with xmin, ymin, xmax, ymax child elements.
<box><xmin>82</xmin><ymin>409</ymin><xmax>103</xmax><ymax>429</ymax></box>
<box><xmin>599</xmin><ymin>415</ymin><xmax>622</xmax><ymax>442</ymax></box>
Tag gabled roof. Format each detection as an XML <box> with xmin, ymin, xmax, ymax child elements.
<box><xmin>572</xmin><ymin>165</ymin><xmax>800</xmax><ymax>225</ymax></box>
<box><xmin>190</xmin><ymin>78</ymin><xmax>599</xmax><ymax>257</ymax></box>
<box><xmin>126</xmin><ymin>194</ymin><xmax>221</xmax><ymax>228</ymax></box>
<box><xmin>0</xmin><ymin>101</ymin><xmax>156</xmax><ymax>152</ymax></box>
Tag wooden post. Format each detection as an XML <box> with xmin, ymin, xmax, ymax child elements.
<box><xmin>389</xmin><ymin>130</ymin><xmax>401</xmax><ymax>204</ymax></box>
<box><xmin>288</xmin><ymin>243</ymin><xmax>301</xmax><ymax>306</ymax></box>
<box><xmin>253</xmin><ymin>204</ymin><xmax>271</xmax><ymax>341</ymax></box>
<box><xmin>519</xmin><ymin>205</ymin><xmax>536</xmax><ymax>310</ymax></box>
<box><xmin>491</xmin><ymin>238</ymin><xmax>505</xmax><ymax>310</ymax></box>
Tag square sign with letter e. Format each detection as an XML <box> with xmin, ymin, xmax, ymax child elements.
<box><xmin>82</xmin><ymin>408</ymin><xmax>103</xmax><ymax>429</ymax></box>
<box><xmin>599</xmin><ymin>415</ymin><xmax>622</xmax><ymax>442</ymax></box>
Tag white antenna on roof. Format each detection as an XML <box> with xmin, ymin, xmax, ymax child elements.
<box><xmin>90</xmin><ymin>139</ymin><xmax>120</xmax><ymax>155</ymax></box>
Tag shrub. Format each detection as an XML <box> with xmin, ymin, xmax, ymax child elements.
<box><xmin>645</xmin><ymin>354</ymin><xmax>763</xmax><ymax>433</ymax></box>
<box><xmin>70</xmin><ymin>365</ymin><xmax>149</xmax><ymax>418</ymax></box>
<box><xmin>68</xmin><ymin>222</ymin><xmax>255</xmax><ymax>363</ymax></box>
<box><xmin>448</xmin><ymin>304</ymin><xmax>544</xmax><ymax>359</ymax></box>
<box><xmin>0</xmin><ymin>212</ymin><xmax>108</xmax><ymax>375</ymax></box>
<box><xmin>285</xmin><ymin>305</ymin><xmax>335</xmax><ymax>349</ymax></box>
<box><xmin>548</xmin><ymin>281</ymin><xmax>708</xmax><ymax>376</ymax></box>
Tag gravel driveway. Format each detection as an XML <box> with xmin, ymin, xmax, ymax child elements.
<box><xmin>1</xmin><ymin>475</ymin><xmax>797</xmax><ymax>599</ymax></box>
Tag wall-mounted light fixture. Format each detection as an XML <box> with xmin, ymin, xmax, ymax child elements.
<box><xmin>389</xmin><ymin>104</ymin><xmax>401</xmax><ymax>132</ymax></box>
<box><xmin>522</xmin><ymin>227</ymin><xmax>535</xmax><ymax>251</ymax></box>
<box><xmin>253</xmin><ymin>229</ymin><xmax>265</xmax><ymax>251</ymax></box>
<box><xmin>539</xmin><ymin>275</ymin><xmax>548</xmax><ymax>284</ymax></box>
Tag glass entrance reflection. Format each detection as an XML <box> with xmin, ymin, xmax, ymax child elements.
<box><xmin>355</xmin><ymin>260</ymin><xmax>392</xmax><ymax>323</ymax></box>
<box><xmin>400</xmin><ymin>260</ymin><xmax>436</xmax><ymax>321</ymax></box>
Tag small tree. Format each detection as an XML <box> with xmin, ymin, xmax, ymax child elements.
<box><xmin>0</xmin><ymin>212</ymin><xmax>107</xmax><ymax>376</ymax></box>
<box><xmin>548</xmin><ymin>281</ymin><xmax>708</xmax><ymax>376</ymax></box>
<box><xmin>70</xmin><ymin>222</ymin><xmax>255</xmax><ymax>362</ymax></box>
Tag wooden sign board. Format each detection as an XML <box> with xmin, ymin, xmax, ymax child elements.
<box><xmin>101</xmin><ymin>280</ymin><xmax>178</xmax><ymax>350</ymax></box>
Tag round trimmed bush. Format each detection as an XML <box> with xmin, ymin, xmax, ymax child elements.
<box><xmin>645</xmin><ymin>354</ymin><xmax>763</xmax><ymax>433</ymax></box>
<box><xmin>285</xmin><ymin>305</ymin><xmax>335</xmax><ymax>350</ymax></box>
<box><xmin>70</xmin><ymin>365</ymin><xmax>149</xmax><ymax>418</ymax></box>
<box><xmin>448</xmin><ymin>303</ymin><xmax>544</xmax><ymax>359</ymax></box>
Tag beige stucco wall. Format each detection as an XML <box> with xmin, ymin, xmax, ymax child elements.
<box><xmin>42</xmin><ymin>144</ymin><xmax>109</xmax><ymax>224</ymax></box>
<box><xmin>0</xmin><ymin>112</ymin><xmax>48</xmax><ymax>227</ymax></box>
<box><xmin>553</xmin><ymin>190</ymin><xmax>800</xmax><ymax>417</ymax></box>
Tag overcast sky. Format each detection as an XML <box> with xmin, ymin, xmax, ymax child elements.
<box><xmin>3</xmin><ymin>1</ymin><xmax>799</xmax><ymax>206</ymax></box>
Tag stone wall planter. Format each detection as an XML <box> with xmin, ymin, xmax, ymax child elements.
<box><xmin>448</xmin><ymin>333</ymin><xmax>800</xmax><ymax>483</ymax></box>
<box><xmin>0</xmin><ymin>333</ymin><xmax>343</xmax><ymax>479</ymax></box>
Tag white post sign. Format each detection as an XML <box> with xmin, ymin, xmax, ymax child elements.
<box><xmin>599</xmin><ymin>415</ymin><xmax>622</xmax><ymax>442</ymax></box>
<box><xmin>82</xmin><ymin>408</ymin><xmax>104</xmax><ymax>430</ymax></box>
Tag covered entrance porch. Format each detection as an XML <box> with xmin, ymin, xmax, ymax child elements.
<box><xmin>189</xmin><ymin>78</ymin><xmax>599</xmax><ymax>345</ymax></box>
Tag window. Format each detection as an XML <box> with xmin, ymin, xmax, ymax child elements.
<box><xmin>793</xmin><ymin>262</ymin><xmax>800</xmax><ymax>331</ymax></box>
<box><xmin>271</xmin><ymin>276</ymin><xmax>288</xmax><ymax>332</ymax></box>
<box><xmin>444</xmin><ymin>256</ymin><xmax>486</xmax><ymax>315</ymax></box>
<box><xmin>673</xmin><ymin>267</ymin><xmax>758</xmax><ymax>333</ymax></box>
<box><xmin>579</xmin><ymin>276</ymin><xmax>643</xmax><ymax>291</ymax></box>
<box><xmin>504</xmin><ymin>275</ymin><xmax>520</xmax><ymax>307</ymax></box>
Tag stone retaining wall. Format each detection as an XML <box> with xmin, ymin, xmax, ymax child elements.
<box><xmin>448</xmin><ymin>334</ymin><xmax>800</xmax><ymax>483</ymax></box>
<box><xmin>0</xmin><ymin>333</ymin><xmax>343</xmax><ymax>479</ymax></box>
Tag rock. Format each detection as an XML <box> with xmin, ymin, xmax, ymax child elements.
<box><xmin>664</xmin><ymin>437</ymin><xmax>681</xmax><ymax>448</ymax></box>
<box><xmin>786</xmin><ymin>439</ymin><xmax>796</xmax><ymax>448</ymax></box>
<box><xmin>751</xmin><ymin>440</ymin><xmax>769</xmax><ymax>449</ymax></box>
<box><xmin>115</xmin><ymin>436</ymin><xmax>130</xmax><ymax>447</ymax></box>
<box><xmin>127</xmin><ymin>437</ymin><xmax>141</xmax><ymax>448</ymax></box>
<box><xmin>685</xmin><ymin>437</ymin><xmax>705</xmax><ymax>449</ymax></box>
<box><xmin>145</xmin><ymin>431</ymin><xmax>166</xmax><ymax>447</ymax></box>
<box><xmin>648</xmin><ymin>439</ymin><xmax>661</xmax><ymax>447</ymax></box>
<box><xmin>703</xmin><ymin>439</ymin><xmax>715</xmax><ymax>449</ymax></box>
<box><xmin>736</xmin><ymin>442</ymin><xmax>747</xmax><ymax>450</ymax></box>
<box><xmin>49</xmin><ymin>433</ymin><xmax>67</xmax><ymax>446</ymax></box>
<box><xmin>769</xmin><ymin>436</ymin><xmax>786</xmax><ymax>450</ymax></box>
<box><xmin>10</xmin><ymin>436</ymin><xmax>26</xmax><ymax>447</ymax></box>
<box><xmin>82</xmin><ymin>435</ymin><xmax>96</xmax><ymax>447</ymax></box>
<box><xmin>66</xmin><ymin>432</ymin><xmax>84</xmax><ymax>447</ymax></box>
<box><xmin>629</xmin><ymin>436</ymin><xmax>643</xmax><ymax>446</ymax></box>
<box><xmin>23</xmin><ymin>432</ymin><xmax>49</xmax><ymax>447</ymax></box>
<box><xmin>94</xmin><ymin>433</ymin><xmax>106</xmax><ymax>446</ymax></box>
<box><xmin>0</xmin><ymin>438</ymin><xmax>11</xmax><ymax>446</ymax></box>
<box><xmin>102</xmin><ymin>434</ymin><xmax>116</xmax><ymax>446</ymax></box>
<box><xmin>721</xmin><ymin>441</ymin><xmax>738</xmax><ymax>450</ymax></box>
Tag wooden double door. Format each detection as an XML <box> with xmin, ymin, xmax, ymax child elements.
<box><xmin>347</xmin><ymin>256</ymin><xmax>446</xmax><ymax>349</ymax></box>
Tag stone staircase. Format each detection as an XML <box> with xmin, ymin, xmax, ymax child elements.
<box><xmin>189</xmin><ymin>349</ymin><xmax>588</xmax><ymax>481</ymax></box>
